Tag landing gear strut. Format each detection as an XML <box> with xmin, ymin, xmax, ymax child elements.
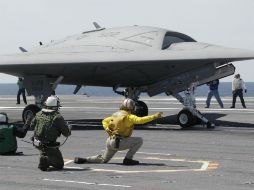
<box><xmin>22</xmin><ymin>76</ymin><xmax>64</xmax><ymax>122</ymax></box>
<box><xmin>113</xmin><ymin>86</ymin><xmax>148</xmax><ymax>117</ymax></box>
<box><xmin>170</xmin><ymin>85</ymin><xmax>215</xmax><ymax>129</ymax></box>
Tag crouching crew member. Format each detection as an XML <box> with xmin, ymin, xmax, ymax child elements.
<box><xmin>0</xmin><ymin>112</ymin><xmax>31</xmax><ymax>155</ymax></box>
<box><xmin>30</xmin><ymin>96</ymin><xmax>71</xmax><ymax>171</ymax></box>
<box><xmin>74</xmin><ymin>98</ymin><xmax>163</xmax><ymax>165</ymax></box>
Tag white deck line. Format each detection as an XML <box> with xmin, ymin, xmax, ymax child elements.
<box><xmin>43</xmin><ymin>178</ymin><xmax>131</xmax><ymax>188</ymax></box>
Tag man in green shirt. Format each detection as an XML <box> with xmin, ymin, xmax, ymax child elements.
<box><xmin>17</xmin><ymin>77</ymin><xmax>27</xmax><ymax>105</ymax></box>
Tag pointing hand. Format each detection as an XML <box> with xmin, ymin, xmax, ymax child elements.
<box><xmin>154</xmin><ymin>112</ymin><xmax>163</xmax><ymax>119</ymax></box>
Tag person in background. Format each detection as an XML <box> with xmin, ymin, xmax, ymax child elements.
<box><xmin>205</xmin><ymin>79</ymin><xmax>224</xmax><ymax>108</ymax></box>
<box><xmin>74</xmin><ymin>98</ymin><xmax>163</xmax><ymax>165</ymax></box>
<box><xmin>17</xmin><ymin>78</ymin><xmax>27</xmax><ymax>105</ymax></box>
<box><xmin>231</xmin><ymin>74</ymin><xmax>247</xmax><ymax>108</ymax></box>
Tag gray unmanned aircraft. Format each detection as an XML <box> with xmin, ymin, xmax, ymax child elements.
<box><xmin>0</xmin><ymin>23</ymin><xmax>254</xmax><ymax>128</ymax></box>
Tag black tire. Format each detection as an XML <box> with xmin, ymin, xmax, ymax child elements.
<box><xmin>177</xmin><ymin>109</ymin><xmax>194</xmax><ymax>128</ymax></box>
<box><xmin>22</xmin><ymin>104</ymin><xmax>41</xmax><ymax>123</ymax></box>
<box><xmin>134</xmin><ymin>101</ymin><xmax>148</xmax><ymax>117</ymax></box>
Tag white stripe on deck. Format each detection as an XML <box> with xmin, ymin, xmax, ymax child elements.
<box><xmin>43</xmin><ymin>178</ymin><xmax>131</xmax><ymax>188</ymax></box>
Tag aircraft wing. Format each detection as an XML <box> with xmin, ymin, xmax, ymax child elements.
<box><xmin>0</xmin><ymin>42</ymin><xmax>253</xmax><ymax>88</ymax></box>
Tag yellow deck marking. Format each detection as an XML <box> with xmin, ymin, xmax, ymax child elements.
<box><xmin>207</xmin><ymin>162</ymin><xmax>219</xmax><ymax>170</ymax></box>
<box><xmin>64</xmin><ymin>159</ymin><xmax>73</xmax><ymax>165</ymax></box>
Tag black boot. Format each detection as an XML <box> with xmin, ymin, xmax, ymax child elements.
<box><xmin>74</xmin><ymin>157</ymin><xmax>87</xmax><ymax>164</ymax></box>
<box><xmin>38</xmin><ymin>156</ymin><xmax>48</xmax><ymax>171</ymax></box>
<box><xmin>123</xmin><ymin>158</ymin><xmax>139</xmax><ymax>165</ymax></box>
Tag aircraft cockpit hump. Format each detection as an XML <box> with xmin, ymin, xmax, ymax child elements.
<box><xmin>162</xmin><ymin>31</ymin><xmax>196</xmax><ymax>50</ymax></box>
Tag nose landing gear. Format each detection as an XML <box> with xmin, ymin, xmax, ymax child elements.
<box><xmin>113</xmin><ymin>86</ymin><xmax>148</xmax><ymax>117</ymax></box>
<box><xmin>134</xmin><ymin>100</ymin><xmax>148</xmax><ymax>117</ymax></box>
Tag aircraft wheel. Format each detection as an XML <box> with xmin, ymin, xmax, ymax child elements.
<box><xmin>22</xmin><ymin>104</ymin><xmax>41</xmax><ymax>123</ymax></box>
<box><xmin>177</xmin><ymin>109</ymin><xmax>194</xmax><ymax>128</ymax></box>
<box><xmin>134</xmin><ymin>101</ymin><xmax>148</xmax><ymax>117</ymax></box>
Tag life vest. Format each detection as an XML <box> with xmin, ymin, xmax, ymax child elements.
<box><xmin>104</xmin><ymin>111</ymin><xmax>128</xmax><ymax>137</ymax></box>
<box><xmin>0</xmin><ymin>125</ymin><xmax>17</xmax><ymax>155</ymax></box>
<box><xmin>34</xmin><ymin>111</ymin><xmax>59</xmax><ymax>143</ymax></box>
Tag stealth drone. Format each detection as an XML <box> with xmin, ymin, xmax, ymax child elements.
<box><xmin>0</xmin><ymin>23</ymin><xmax>253</xmax><ymax>128</ymax></box>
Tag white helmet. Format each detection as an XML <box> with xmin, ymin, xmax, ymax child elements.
<box><xmin>45</xmin><ymin>96</ymin><xmax>61</xmax><ymax>108</ymax></box>
<box><xmin>0</xmin><ymin>113</ymin><xmax>8</xmax><ymax>123</ymax></box>
<box><xmin>121</xmin><ymin>98</ymin><xmax>135</xmax><ymax>110</ymax></box>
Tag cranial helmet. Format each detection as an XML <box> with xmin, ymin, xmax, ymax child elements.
<box><xmin>235</xmin><ymin>74</ymin><xmax>240</xmax><ymax>78</ymax></box>
<box><xmin>121</xmin><ymin>98</ymin><xmax>135</xmax><ymax>110</ymax></box>
<box><xmin>0</xmin><ymin>112</ymin><xmax>8</xmax><ymax>124</ymax></box>
<box><xmin>44</xmin><ymin>96</ymin><xmax>61</xmax><ymax>108</ymax></box>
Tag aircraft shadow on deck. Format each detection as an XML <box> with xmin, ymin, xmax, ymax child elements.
<box><xmin>155</xmin><ymin>113</ymin><xmax>254</xmax><ymax>128</ymax></box>
<box><xmin>66</xmin><ymin>112</ymin><xmax>254</xmax><ymax>130</ymax></box>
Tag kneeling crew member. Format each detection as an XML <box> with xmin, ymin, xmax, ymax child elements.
<box><xmin>74</xmin><ymin>98</ymin><xmax>162</xmax><ymax>165</ymax></box>
<box><xmin>30</xmin><ymin>96</ymin><xmax>71</xmax><ymax>171</ymax></box>
<box><xmin>0</xmin><ymin>112</ymin><xmax>31</xmax><ymax>155</ymax></box>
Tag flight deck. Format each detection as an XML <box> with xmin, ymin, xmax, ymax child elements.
<box><xmin>0</xmin><ymin>95</ymin><xmax>254</xmax><ymax>190</ymax></box>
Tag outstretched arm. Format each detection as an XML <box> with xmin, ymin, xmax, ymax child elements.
<box><xmin>128</xmin><ymin>112</ymin><xmax>163</xmax><ymax>125</ymax></box>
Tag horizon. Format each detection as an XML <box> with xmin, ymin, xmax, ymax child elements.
<box><xmin>0</xmin><ymin>82</ymin><xmax>253</xmax><ymax>97</ymax></box>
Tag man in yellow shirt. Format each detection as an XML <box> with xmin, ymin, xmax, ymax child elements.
<box><xmin>74</xmin><ymin>98</ymin><xmax>163</xmax><ymax>165</ymax></box>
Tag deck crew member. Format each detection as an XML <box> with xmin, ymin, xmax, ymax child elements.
<box><xmin>0</xmin><ymin>112</ymin><xmax>31</xmax><ymax>155</ymax></box>
<box><xmin>16</xmin><ymin>77</ymin><xmax>27</xmax><ymax>105</ymax></box>
<box><xmin>74</xmin><ymin>98</ymin><xmax>162</xmax><ymax>165</ymax></box>
<box><xmin>30</xmin><ymin>96</ymin><xmax>71</xmax><ymax>171</ymax></box>
<box><xmin>231</xmin><ymin>74</ymin><xmax>247</xmax><ymax>108</ymax></box>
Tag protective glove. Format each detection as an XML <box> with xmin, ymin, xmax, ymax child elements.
<box><xmin>66</xmin><ymin>122</ymin><xmax>72</xmax><ymax>136</ymax></box>
<box><xmin>245</xmin><ymin>89</ymin><xmax>247</xmax><ymax>93</ymax></box>
<box><xmin>25</xmin><ymin>114</ymin><xmax>33</xmax><ymax>125</ymax></box>
<box><xmin>154</xmin><ymin>112</ymin><xmax>163</xmax><ymax>119</ymax></box>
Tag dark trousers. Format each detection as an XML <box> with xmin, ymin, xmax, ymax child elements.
<box><xmin>39</xmin><ymin>147</ymin><xmax>64</xmax><ymax>170</ymax></box>
<box><xmin>232</xmin><ymin>89</ymin><xmax>246</xmax><ymax>108</ymax></box>
<box><xmin>206</xmin><ymin>89</ymin><xmax>224</xmax><ymax>108</ymax></box>
<box><xmin>17</xmin><ymin>88</ymin><xmax>27</xmax><ymax>104</ymax></box>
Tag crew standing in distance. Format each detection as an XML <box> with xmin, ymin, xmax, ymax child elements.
<box><xmin>230</xmin><ymin>74</ymin><xmax>247</xmax><ymax>108</ymax></box>
<box><xmin>16</xmin><ymin>77</ymin><xmax>27</xmax><ymax>105</ymax></box>
<box><xmin>205</xmin><ymin>79</ymin><xmax>224</xmax><ymax>108</ymax></box>
<box><xmin>74</xmin><ymin>98</ymin><xmax>163</xmax><ymax>165</ymax></box>
<box><xmin>30</xmin><ymin>96</ymin><xmax>71</xmax><ymax>171</ymax></box>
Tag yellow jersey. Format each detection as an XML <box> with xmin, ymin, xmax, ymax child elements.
<box><xmin>102</xmin><ymin>110</ymin><xmax>158</xmax><ymax>138</ymax></box>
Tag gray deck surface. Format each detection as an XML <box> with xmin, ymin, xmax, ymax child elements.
<box><xmin>0</xmin><ymin>95</ymin><xmax>254</xmax><ymax>190</ymax></box>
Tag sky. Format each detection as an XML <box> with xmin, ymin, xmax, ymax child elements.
<box><xmin>0</xmin><ymin>0</ymin><xmax>254</xmax><ymax>82</ymax></box>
